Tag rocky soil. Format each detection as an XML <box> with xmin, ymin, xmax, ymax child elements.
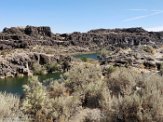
<box><xmin>99</xmin><ymin>46</ymin><xmax>163</xmax><ymax>71</ymax></box>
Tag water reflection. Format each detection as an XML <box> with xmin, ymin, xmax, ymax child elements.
<box><xmin>0</xmin><ymin>72</ymin><xmax>60</xmax><ymax>95</ymax></box>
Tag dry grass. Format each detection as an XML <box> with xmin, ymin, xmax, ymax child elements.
<box><xmin>0</xmin><ymin>92</ymin><xmax>30</xmax><ymax>122</ymax></box>
<box><xmin>143</xmin><ymin>45</ymin><xmax>155</xmax><ymax>54</ymax></box>
<box><xmin>0</xmin><ymin>92</ymin><xmax>19</xmax><ymax>118</ymax></box>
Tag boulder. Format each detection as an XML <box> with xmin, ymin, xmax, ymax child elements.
<box><xmin>25</xmin><ymin>26</ymin><xmax>52</xmax><ymax>38</ymax></box>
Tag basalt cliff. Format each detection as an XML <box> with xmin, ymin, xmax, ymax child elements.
<box><xmin>0</xmin><ymin>26</ymin><xmax>163</xmax><ymax>78</ymax></box>
<box><xmin>0</xmin><ymin>26</ymin><xmax>163</xmax><ymax>50</ymax></box>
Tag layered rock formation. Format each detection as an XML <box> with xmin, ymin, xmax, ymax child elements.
<box><xmin>0</xmin><ymin>25</ymin><xmax>163</xmax><ymax>78</ymax></box>
<box><xmin>0</xmin><ymin>52</ymin><xmax>71</xmax><ymax>78</ymax></box>
<box><xmin>99</xmin><ymin>47</ymin><xmax>163</xmax><ymax>70</ymax></box>
<box><xmin>0</xmin><ymin>26</ymin><xmax>58</xmax><ymax>50</ymax></box>
<box><xmin>1</xmin><ymin>26</ymin><xmax>52</xmax><ymax>40</ymax></box>
<box><xmin>0</xmin><ymin>26</ymin><xmax>163</xmax><ymax>50</ymax></box>
<box><xmin>67</xmin><ymin>28</ymin><xmax>163</xmax><ymax>49</ymax></box>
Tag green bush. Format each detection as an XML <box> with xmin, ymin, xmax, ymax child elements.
<box><xmin>45</xmin><ymin>63</ymin><xmax>60</xmax><ymax>73</ymax></box>
<box><xmin>80</xmin><ymin>57</ymin><xmax>88</xmax><ymax>62</ymax></box>
<box><xmin>103</xmin><ymin>66</ymin><xmax>116</xmax><ymax>77</ymax></box>
<box><xmin>98</xmin><ymin>48</ymin><xmax>110</xmax><ymax>57</ymax></box>
<box><xmin>22</xmin><ymin>76</ymin><xmax>47</xmax><ymax>115</ymax></box>
<box><xmin>143</xmin><ymin>45</ymin><xmax>155</xmax><ymax>54</ymax></box>
<box><xmin>32</xmin><ymin>63</ymin><xmax>46</xmax><ymax>75</ymax></box>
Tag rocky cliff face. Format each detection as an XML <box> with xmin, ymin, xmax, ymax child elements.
<box><xmin>66</xmin><ymin>28</ymin><xmax>163</xmax><ymax>49</ymax></box>
<box><xmin>0</xmin><ymin>26</ymin><xmax>163</xmax><ymax>50</ymax></box>
<box><xmin>24</xmin><ymin>26</ymin><xmax>52</xmax><ymax>38</ymax></box>
<box><xmin>0</xmin><ymin>26</ymin><xmax>56</xmax><ymax>50</ymax></box>
<box><xmin>0</xmin><ymin>26</ymin><xmax>52</xmax><ymax>40</ymax></box>
<box><xmin>0</xmin><ymin>26</ymin><xmax>163</xmax><ymax>78</ymax></box>
<box><xmin>0</xmin><ymin>52</ymin><xmax>71</xmax><ymax>78</ymax></box>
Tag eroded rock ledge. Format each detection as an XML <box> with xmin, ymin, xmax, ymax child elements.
<box><xmin>0</xmin><ymin>52</ymin><xmax>71</xmax><ymax>78</ymax></box>
<box><xmin>0</xmin><ymin>26</ymin><xmax>163</xmax><ymax>50</ymax></box>
<box><xmin>0</xmin><ymin>25</ymin><xmax>163</xmax><ymax>78</ymax></box>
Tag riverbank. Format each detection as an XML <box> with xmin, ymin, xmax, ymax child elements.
<box><xmin>0</xmin><ymin>25</ymin><xmax>163</xmax><ymax>79</ymax></box>
<box><xmin>0</xmin><ymin>72</ymin><xmax>61</xmax><ymax>95</ymax></box>
<box><xmin>0</xmin><ymin>44</ymin><xmax>99</xmax><ymax>79</ymax></box>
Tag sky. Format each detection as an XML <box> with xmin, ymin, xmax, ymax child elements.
<box><xmin>0</xmin><ymin>0</ymin><xmax>163</xmax><ymax>33</ymax></box>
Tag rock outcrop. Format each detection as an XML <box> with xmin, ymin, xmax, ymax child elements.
<box><xmin>0</xmin><ymin>26</ymin><xmax>163</xmax><ymax>78</ymax></box>
<box><xmin>66</xmin><ymin>28</ymin><xmax>163</xmax><ymax>49</ymax></box>
<box><xmin>0</xmin><ymin>26</ymin><xmax>163</xmax><ymax>51</ymax></box>
<box><xmin>98</xmin><ymin>46</ymin><xmax>163</xmax><ymax>71</ymax></box>
<box><xmin>24</xmin><ymin>26</ymin><xmax>52</xmax><ymax>38</ymax></box>
<box><xmin>0</xmin><ymin>52</ymin><xmax>71</xmax><ymax>78</ymax></box>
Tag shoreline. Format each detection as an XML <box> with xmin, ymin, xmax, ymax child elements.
<box><xmin>0</xmin><ymin>51</ymin><xmax>97</xmax><ymax>79</ymax></box>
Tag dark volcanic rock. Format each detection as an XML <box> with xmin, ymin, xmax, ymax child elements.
<box><xmin>0</xmin><ymin>52</ymin><xmax>71</xmax><ymax>78</ymax></box>
<box><xmin>0</xmin><ymin>26</ymin><xmax>163</xmax><ymax>50</ymax></box>
<box><xmin>67</xmin><ymin>27</ymin><xmax>163</xmax><ymax>49</ymax></box>
<box><xmin>0</xmin><ymin>26</ymin><xmax>54</xmax><ymax>50</ymax></box>
<box><xmin>0</xmin><ymin>40</ymin><xmax>29</xmax><ymax>50</ymax></box>
<box><xmin>25</xmin><ymin>26</ymin><xmax>52</xmax><ymax>38</ymax></box>
<box><xmin>0</xmin><ymin>26</ymin><xmax>52</xmax><ymax>41</ymax></box>
<box><xmin>3</xmin><ymin>27</ymin><xmax>24</xmax><ymax>34</ymax></box>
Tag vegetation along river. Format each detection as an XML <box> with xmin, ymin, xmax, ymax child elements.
<box><xmin>0</xmin><ymin>53</ymin><xmax>99</xmax><ymax>95</ymax></box>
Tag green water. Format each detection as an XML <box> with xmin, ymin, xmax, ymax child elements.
<box><xmin>74</xmin><ymin>53</ymin><xmax>99</xmax><ymax>60</ymax></box>
<box><xmin>0</xmin><ymin>53</ymin><xmax>99</xmax><ymax>95</ymax></box>
<box><xmin>0</xmin><ymin>72</ymin><xmax>60</xmax><ymax>95</ymax></box>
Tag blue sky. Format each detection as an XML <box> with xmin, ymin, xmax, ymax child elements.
<box><xmin>1</xmin><ymin>0</ymin><xmax>163</xmax><ymax>33</ymax></box>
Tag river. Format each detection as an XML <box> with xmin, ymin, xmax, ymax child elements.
<box><xmin>0</xmin><ymin>72</ymin><xmax>60</xmax><ymax>95</ymax></box>
<box><xmin>0</xmin><ymin>53</ymin><xmax>98</xmax><ymax>95</ymax></box>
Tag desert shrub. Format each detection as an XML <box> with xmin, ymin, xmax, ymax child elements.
<box><xmin>45</xmin><ymin>63</ymin><xmax>61</xmax><ymax>73</ymax></box>
<box><xmin>63</xmin><ymin>62</ymin><xmax>112</xmax><ymax>110</ymax></box>
<box><xmin>0</xmin><ymin>92</ymin><xmax>30</xmax><ymax>122</ymax></box>
<box><xmin>70</xmin><ymin>108</ymin><xmax>102</xmax><ymax>122</ymax></box>
<box><xmin>113</xmin><ymin>94</ymin><xmax>142</xmax><ymax>122</ymax></box>
<box><xmin>104</xmin><ymin>71</ymin><xmax>163</xmax><ymax>122</ymax></box>
<box><xmin>47</xmin><ymin>81</ymin><xmax>67</xmax><ymax>97</ymax></box>
<box><xmin>0</xmin><ymin>50</ymin><xmax>7</xmax><ymax>56</ymax></box>
<box><xmin>112</xmin><ymin>89</ymin><xmax>163</xmax><ymax>122</ymax></box>
<box><xmin>0</xmin><ymin>92</ymin><xmax>19</xmax><ymax>118</ymax></box>
<box><xmin>21</xmin><ymin>62</ymin><xmax>108</xmax><ymax>121</ymax></box>
<box><xmin>32</xmin><ymin>63</ymin><xmax>46</xmax><ymax>75</ymax></box>
<box><xmin>102</xmin><ymin>65</ymin><xmax>116</xmax><ymax>77</ymax></box>
<box><xmin>21</xmin><ymin>76</ymin><xmax>47</xmax><ymax>115</ymax></box>
<box><xmin>98</xmin><ymin>48</ymin><xmax>110</xmax><ymax>65</ymax></box>
<box><xmin>107</xmin><ymin>78</ymin><xmax>131</xmax><ymax>97</ymax></box>
<box><xmin>22</xmin><ymin>76</ymin><xmax>82</xmax><ymax>122</ymax></box>
<box><xmin>47</xmin><ymin>95</ymin><xmax>81</xmax><ymax>122</ymax></box>
<box><xmin>63</xmin><ymin>62</ymin><xmax>103</xmax><ymax>94</ymax></box>
<box><xmin>106</xmin><ymin>67</ymin><xmax>138</xmax><ymax>97</ymax></box>
<box><xmin>143</xmin><ymin>45</ymin><xmax>155</xmax><ymax>54</ymax></box>
<box><xmin>21</xmin><ymin>62</ymin><xmax>163</xmax><ymax>122</ymax></box>
<box><xmin>80</xmin><ymin>57</ymin><xmax>88</xmax><ymax>62</ymax></box>
<box><xmin>82</xmin><ymin>80</ymin><xmax>105</xmax><ymax>108</ymax></box>
<box><xmin>98</xmin><ymin>48</ymin><xmax>110</xmax><ymax>57</ymax></box>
